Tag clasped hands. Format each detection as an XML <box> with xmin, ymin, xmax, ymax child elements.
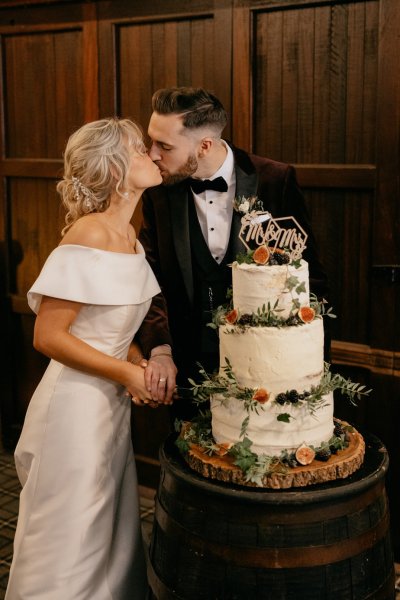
<box><xmin>125</xmin><ymin>347</ymin><xmax>177</xmax><ymax>409</ymax></box>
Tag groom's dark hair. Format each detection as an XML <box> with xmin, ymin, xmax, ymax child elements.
<box><xmin>151</xmin><ymin>87</ymin><xmax>227</xmax><ymax>134</ymax></box>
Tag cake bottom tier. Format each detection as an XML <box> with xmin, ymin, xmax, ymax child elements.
<box><xmin>211</xmin><ymin>392</ymin><xmax>334</xmax><ymax>455</ymax></box>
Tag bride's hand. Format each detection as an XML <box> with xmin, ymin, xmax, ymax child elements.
<box><xmin>124</xmin><ymin>362</ymin><xmax>159</xmax><ymax>408</ymax></box>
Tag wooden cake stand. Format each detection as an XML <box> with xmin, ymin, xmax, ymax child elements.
<box><xmin>181</xmin><ymin>420</ymin><xmax>366</xmax><ymax>489</ymax></box>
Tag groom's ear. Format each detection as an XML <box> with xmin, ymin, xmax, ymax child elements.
<box><xmin>197</xmin><ymin>137</ymin><xmax>213</xmax><ymax>158</ymax></box>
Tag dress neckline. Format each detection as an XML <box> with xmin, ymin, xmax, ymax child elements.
<box><xmin>57</xmin><ymin>242</ymin><xmax>143</xmax><ymax>256</ymax></box>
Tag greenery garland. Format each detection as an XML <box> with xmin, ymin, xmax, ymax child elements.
<box><xmin>175</xmin><ymin>412</ymin><xmax>353</xmax><ymax>486</ymax></box>
<box><xmin>189</xmin><ymin>360</ymin><xmax>371</xmax><ymax>434</ymax></box>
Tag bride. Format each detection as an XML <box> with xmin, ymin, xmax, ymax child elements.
<box><xmin>6</xmin><ymin>117</ymin><xmax>171</xmax><ymax>599</ymax></box>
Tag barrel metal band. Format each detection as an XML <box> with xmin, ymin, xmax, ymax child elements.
<box><xmin>155</xmin><ymin>500</ymin><xmax>390</xmax><ymax>569</ymax></box>
<box><xmin>148</xmin><ymin>558</ymin><xmax>184</xmax><ymax>600</ymax></box>
<box><xmin>161</xmin><ymin>475</ymin><xmax>385</xmax><ymax>525</ymax></box>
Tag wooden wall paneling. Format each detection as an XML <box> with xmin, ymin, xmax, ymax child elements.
<box><xmin>312</xmin><ymin>5</ymin><xmax>331</xmax><ymax>163</ymax></box>
<box><xmin>346</xmin><ymin>2</ymin><xmax>366</xmax><ymax>163</ymax></box>
<box><xmin>10</xmin><ymin>178</ymin><xmax>63</xmax><ymax>297</ymax></box>
<box><xmin>163</xmin><ymin>21</ymin><xmax>179</xmax><ymax>87</ymax></box>
<box><xmin>232</xmin><ymin>5</ymin><xmax>252</xmax><ymax>149</ymax></box>
<box><xmin>302</xmin><ymin>188</ymin><xmax>373</xmax><ymax>344</ymax></box>
<box><xmin>238</xmin><ymin>0</ymin><xmax>379</xmax><ymax>345</ymax></box>
<box><xmin>0</xmin><ymin>11</ymin><xmax>101</xmax><ymax>448</ymax></box>
<box><xmin>254</xmin><ymin>9</ymin><xmax>283</xmax><ymax>158</ymax></box>
<box><xmin>151</xmin><ymin>21</ymin><xmax>178</xmax><ymax>91</ymax></box>
<box><xmin>3</xmin><ymin>28</ymin><xmax>85</xmax><ymax>159</ymax></box>
<box><xmin>363</xmin><ymin>1</ymin><xmax>379</xmax><ymax>158</ymax></box>
<box><xmin>212</xmin><ymin>0</ymin><xmax>233</xmax><ymax>138</ymax></box>
<box><xmin>371</xmin><ymin>0</ymin><xmax>400</xmax><ymax>554</ymax></box>
<box><xmin>281</xmin><ymin>9</ymin><xmax>299</xmax><ymax>163</ymax></box>
<box><xmin>328</xmin><ymin>4</ymin><xmax>347</xmax><ymax>163</ymax></box>
<box><xmin>97</xmin><ymin>17</ymin><xmax>117</xmax><ymax>118</ymax></box>
<box><xmin>372</xmin><ymin>0</ymin><xmax>400</xmax><ymax>350</ymax></box>
<box><xmin>82</xmin><ymin>3</ymin><xmax>99</xmax><ymax>123</ymax></box>
<box><xmin>119</xmin><ymin>22</ymin><xmax>153</xmax><ymax>123</ymax></box>
<box><xmin>340</xmin><ymin>190</ymin><xmax>372</xmax><ymax>342</ymax></box>
<box><xmin>297</xmin><ymin>7</ymin><xmax>314</xmax><ymax>163</ymax></box>
<box><xmin>0</xmin><ymin>2</ymin><xmax>97</xmax><ymax>27</ymax></box>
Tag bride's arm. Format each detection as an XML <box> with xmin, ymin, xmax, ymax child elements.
<box><xmin>34</xmin><ymin>295</ymin><xmax>151</xmax><ymax>401</ymax></box>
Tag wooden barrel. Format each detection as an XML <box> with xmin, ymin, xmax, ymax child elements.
<box><xmin>148</xmin><ymin>432</ymin><xmax>395</xmax><ymax>600</ymax></box>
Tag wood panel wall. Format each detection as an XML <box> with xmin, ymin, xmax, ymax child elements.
<box><xmin>0</xmin><ymin>0</ymin><xmax>399</xmax><ymax>556</ymax></box>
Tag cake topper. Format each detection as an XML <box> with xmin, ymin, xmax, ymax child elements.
<box><xmin>234</xmin><ymin>195</ymin><xmax>308</xmax><ymax>260</ymax></box>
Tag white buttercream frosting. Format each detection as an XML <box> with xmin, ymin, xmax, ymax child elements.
<box><xmin>211</xmin><ymin>258</ymin><xmax>334</xmax><ymax>456</ymax></box>
<box><xmin>219</xmin><ymin>318</ymin><xmax>324</xmax><ymax>396</ymax></box>
<box><xmin>211</xmin><ymin>393</ymin><xmax>334</xmax><ymax>456</ymax></box>
<box><xmin>232</xmin><ymin>259</ymin><xmax>309</xmax><ymax>319</ymax></box>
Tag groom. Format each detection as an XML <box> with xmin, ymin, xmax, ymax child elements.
<box><xmin>136</xmin><ymin>87</ymin><xmax>329</xmax><ymax>418</ymax></box>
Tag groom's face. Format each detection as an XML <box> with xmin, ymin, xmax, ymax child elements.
<box><xmin>148</xmin><ymin>112</ymin><xmax>200</xmax><ymax>185</ymax></box>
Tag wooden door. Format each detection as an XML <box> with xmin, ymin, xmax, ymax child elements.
<box><xmin>232</xmin><ymin>0</ymin><xmax>400</xmax><ymax>557</ymax></box>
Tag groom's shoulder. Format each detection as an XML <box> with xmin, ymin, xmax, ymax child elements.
<box><xmin>230</xmin><ymin>142</ymin><xmax>291</xmax><ymax>178</ymax></box>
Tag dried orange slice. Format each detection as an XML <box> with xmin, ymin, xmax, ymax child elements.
<box><xmin>298</xmin><ymin>306</ymin><xmax>316</xmax><ymax>323</ymax></box>
<box><xmin>295</xmin><ymin>444</ymin><xmax>316</xmax><ymax>465</ymax></box>
<box><xmin>253</xmin><ymin>245</ymin><xmax>270</xmax><ymax>265</ymax></box>
<box><xmin>215</xmin><ymin>443</ymin><xmax>232</xmax><ymax>457</ymax></box>
<box><xmin>225</xmin><ymin>308</ymin><xmax>238</xmax><ymax>324</ymax></box>
<box><xmin>252</xmin><ymin>388</ymin><xmax>270</xmax><ymax>403</ymax></box>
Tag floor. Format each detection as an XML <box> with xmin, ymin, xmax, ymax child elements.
<box><xmin>0</xmin><ymin>446</ymin><xmax>399</xmax><ymax>599</ymax></box>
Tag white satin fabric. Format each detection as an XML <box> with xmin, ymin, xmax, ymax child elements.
<box><xmin>6</xmin><ymin>243</ymin><xmax>160</xmax><ymax>600</ymax></box>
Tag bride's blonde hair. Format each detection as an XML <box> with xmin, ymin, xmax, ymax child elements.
<box><xmin>57</xmin><ymin>117</ymin><xmax>146</xmax><ymax>235</ymax></box>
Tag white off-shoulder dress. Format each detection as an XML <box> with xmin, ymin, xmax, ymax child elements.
<box><xmin>5</xmin><ymin>243</ymin><xmax>160</xmax><ymax>600</ymax></box>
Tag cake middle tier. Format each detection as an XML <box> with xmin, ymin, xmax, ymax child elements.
<box><xmin>218</xmin><ymin>318</ymin><xmax>325</xmax><ymax>396</ymax></box>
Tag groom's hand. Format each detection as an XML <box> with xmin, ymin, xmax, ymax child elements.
<box><xmin>144</xmin><ymin>349</ymin><xmax>177</xmax><ymax>404</ymax></box>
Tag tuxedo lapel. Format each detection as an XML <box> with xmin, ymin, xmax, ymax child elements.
<box><xmin>169</xmin><ymin>184</ymin><xmax>194</xmax><ymax>304</ymax></box>
<box><xmin>167</xmin><ymin>156</ymin><xmax>258</xmax><ymax>301</ymax></box>
<box><xmin>230</xmin><ymin>162</ymin><xmax>259</xmax><ymax>256</ymax></box>
<box><xmin>235</xmin><ymin>162</ymin><xmax>259</xmax><ymax>199</ymax></box>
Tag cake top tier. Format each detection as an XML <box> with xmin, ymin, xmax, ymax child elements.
<box><xmin>232</xmin><ymin>259</ymin><xmax>310</xmax><ymax>318</ymax></box>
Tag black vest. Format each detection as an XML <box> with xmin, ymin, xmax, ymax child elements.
<box><xmin>188</xmin><ymin>199</ymin><xmax>234</xmax><ymax>356</ymax></box>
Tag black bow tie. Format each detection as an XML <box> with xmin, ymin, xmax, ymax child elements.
<box><xmin>188</xmin><ymin>176</ymin><xmax>228</xmax><ymax>194</ymax></box>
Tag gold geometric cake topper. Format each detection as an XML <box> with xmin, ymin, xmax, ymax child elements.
<box><xmin>239</xmin><ymin>211</ymin><xmax>308</xmax><ymax>260</ymax></box>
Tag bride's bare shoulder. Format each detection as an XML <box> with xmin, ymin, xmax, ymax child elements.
<box><xmin>59</xmin><ymin>215</ymin><xmax>110</xmax><ymax>250</ymax></box>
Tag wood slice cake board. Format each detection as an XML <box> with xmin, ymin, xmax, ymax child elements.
<box><xmin>181</xmin><ymin>422</ymin><xmax>365</xmax><ymax>489</ymax></box>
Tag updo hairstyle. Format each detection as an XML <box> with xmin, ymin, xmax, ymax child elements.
<box><xmin>57</xmin><ymin>117</ymin><xmax>146</xmax><ymax>235</ymax></box>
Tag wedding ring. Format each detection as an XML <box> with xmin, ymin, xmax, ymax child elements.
<box><xmin>159</xmin><ymin>377</ymin><xmax>166</xmax><ymax>383</ymax></box>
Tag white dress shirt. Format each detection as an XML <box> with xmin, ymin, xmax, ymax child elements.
<box><xmin>191</xmin><ymin>142</ymin><xmax>235</xmax><ymax>264</ymax></box>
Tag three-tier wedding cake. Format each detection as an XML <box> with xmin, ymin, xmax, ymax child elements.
<box><xmin>177</xmin><ymin>200</ymin><xmax>367</xmax><ymax>488</ymax></box>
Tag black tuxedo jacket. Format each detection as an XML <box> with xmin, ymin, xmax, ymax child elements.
<box><xmin>136</xmin><ymin>144</ymin><xmax>329</xmax><ymax>377</ymax></box>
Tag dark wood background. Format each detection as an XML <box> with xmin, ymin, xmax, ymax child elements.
<box><xmin>0</xmin><ymin>0</ymin><xmax>399</xmax><ymax>558</ymax></box>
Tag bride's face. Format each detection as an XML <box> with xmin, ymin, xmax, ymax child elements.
<box><xmin>126</xmin><ymin>146</ymin><xmax>163</xmax><ymax>192</ymax></box>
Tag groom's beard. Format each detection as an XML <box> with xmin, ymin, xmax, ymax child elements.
<box><xmin>160</xmin><ymin>154</ymin><xmax>198</xmax><ymax>186</ymax></box>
